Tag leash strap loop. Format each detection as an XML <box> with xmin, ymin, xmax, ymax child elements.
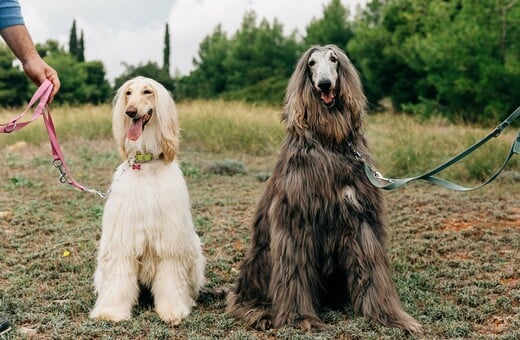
<box><xmin>0</xmin><ymin>79</ymin><xmax>53</xmax><ymax>133</ymax></box>
<box><xmin>1</xmin><ymin>80</ymin><xmax>108</xmax><ymax>198</ymax></box>
<box><xmin>365</xmin><ymin>106</ymin><xmax>520</xmax><ymax>191</ymax></box>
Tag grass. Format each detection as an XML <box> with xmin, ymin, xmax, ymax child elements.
<box><xmin>1</xmin><ymin>101</ymin><xmax>516</xmax><ymax>181</ymax></box>
<box><xmin>178</xmin><ymin>100</ymin><xmax>285</xmax><ymax>155</ymax></box>
<box><xmin>0</xmin><ymin>100</ymin><xmax>519</xmax><ymax>338</ymax></box>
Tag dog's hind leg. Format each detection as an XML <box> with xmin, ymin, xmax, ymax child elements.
<box><xmin>347</xmin><ymin>221</ymin><xmax>422</xmax><ymax>334</ymax></box>
<box><xmin>227</xmin><ymin>251</ymin><xmax>273</xmax><ymax>330</ymax></box>
<box><xmin>90</xmin><ymin>256</ymin><xmax>140</xmax><ymax>321</ymax></box>
<box><xmin>227</xmin><ymin>193</ymin><xmax>274</xmax><ymax>330</ymax></box>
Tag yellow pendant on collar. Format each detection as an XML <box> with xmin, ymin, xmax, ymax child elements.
<box><xmin>135</xmin><ymin>152</ymin><xmax>154</xmax><ymax>163</ymax></box>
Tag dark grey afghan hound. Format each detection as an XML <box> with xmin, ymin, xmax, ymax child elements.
<box><xmin>226</xmin><ymin>45</ymin><xmax>422</xmax><ymax>334</ymax></box>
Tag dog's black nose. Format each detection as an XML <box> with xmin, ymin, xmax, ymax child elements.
<box><xmin>318</xmin><ymin>79</ymin><xmax>332</xmax><ymax>91</ymax></box>
<box><xmin>125</xmin><ymin>106</ymin><xmax>138</xmax><ymax>118</ymax></box>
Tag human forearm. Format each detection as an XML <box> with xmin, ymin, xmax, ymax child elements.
<box><xmin>0</xmin><ymin>23</ymin><xmax>40</xmax><ymax>64</ymax></box>
<box><xmin>0</xmin><ymin>23</ymin><xmax>60</xmax><ymax>101</ymax></box>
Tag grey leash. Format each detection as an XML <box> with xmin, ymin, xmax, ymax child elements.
<box><xmin>362</xmin><ymin>106</ymin><xmax>520</xmax><ymax>191</ymax></box>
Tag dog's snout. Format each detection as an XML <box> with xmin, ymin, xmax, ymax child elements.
<box><xmin>125</xmin><ymin>106</ymin><xmax>138</xmax><ymax>118</ymax></box>
<box><xmin>318</xmin><ymin>79</ymin><xmax>332</xmax><ymax>91</ymax></box>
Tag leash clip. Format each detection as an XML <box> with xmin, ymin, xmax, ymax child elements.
<box><xmin>53</xmin><ymin>159</ymin><xmax>68</xmax><ymax>183</ymax></box>
<box><xmin>373</xmin><ymin>168</ymin><xmax>394</xmax><ymax>183</ymax></box>
<box><xmin>347</xmin><ymin>141</ymin><xmax>364</xmax><ymax>161</ymax></box>
<box><xmin>492</xmin><ymin>121</ymin><xmax>509</xmax><ymax>137</ymax></box>
<box><xmin>365</xmin><ymin>162</ymin><xmax>394</xmax><ymax>183</ymax></box>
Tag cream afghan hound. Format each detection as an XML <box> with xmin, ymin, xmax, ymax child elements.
<box><xmin>90</xmin><ymin>76</ymin><xmax>205</xmax><ymax>325</ymax></box>
<box><xmin>227</xmin><ymin>45</ymin><xmax>422</xmax><ymax>334</ymax></box>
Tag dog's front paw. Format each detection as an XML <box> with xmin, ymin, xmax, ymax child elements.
<box><xmin>251</xmin><ymin>314</ymin><xmax>273</xmax><ymax>331</ymax></box>
<box><xmin>295</xmin><ymin>317</ymin><xmax>325</xmax><ymax>331</ymax></box>
<box><xmin>405</xmin><ymin>320</ymin><xmax>423</xmax><ymax>335</ymax></box>
<box><xmin>385</xmin><ymin>310</ymin><xmax>423</xmax><ymax>335</ymax></box>
<box><xmin>275</xmin><ymin>313</ymin><xmax>323</xmax><ymax>331</ymax></box>
<box><xmin>397</xmin><ymin>317</ymin><xmax>423</xmax><ymax>335</ymax></box>
<box><xmin>90</xmin><ymin>308</ymin><xmax>131</xmax><ymax>322</ymax></box>
<box><xmin>156</xmin><ymin>304</ymin><xmax>191</xmax><ymax>326</ymax></box>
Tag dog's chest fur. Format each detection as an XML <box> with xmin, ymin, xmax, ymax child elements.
<box><xmin>262</xmin><ymin>135</ymin><xmax>386</xmax><ymax>280</ymax></box>
<box><xmin>265</xmin><ymin>134</ymin><xmax>385</xmax><ymax>246</ymax></box>
<box><xmin>102</xmin><ymin>160</ymin><xmax>193</xmax><ymax>257</ymax></box>
<box><xmin>277</xmin><ymin>137</ymin><xmax>378</xmax><ymax>206</ymax></box>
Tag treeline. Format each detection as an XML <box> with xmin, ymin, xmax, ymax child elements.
<box><xmin>1</xmin><ymin>0</ymin><xmax>518</xmax><ymax>124</ymax></box>
<box><xmin>0</xmin><ymin>20</ymin><xmax>174</xmax><ymax>107</ymax></box>
<box><xmin>179</xmin><ymin>0</ymin><xmax>519</xmax><ymax>123</ymax></box>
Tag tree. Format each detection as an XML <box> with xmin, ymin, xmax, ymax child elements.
<box><xmin>80</xmin><ymin>61</ymin><xmax>111</xmax><ymax>103</ymax></box>
<box><xmin>176</xmin><ymin>11</ymin><xmax>300</xmax><ymax>104</ymax></box>
<box><xmin>409</xmin><ymin>0</ymin><xmax>520</xmax><ymax>121</ymax></box>
<box><xmin>78</xmin><ymin>30</ymin><xmax>85</xmax><ymax>62</ymax></box>
<box><xmin>113</xmin><ymin>61</ymin><xmax>175</xmax><ymax>94</ymax></box>
<box><xmin>36</xmin><ymin>40</ymin><xmax>64</xmax><ymax>57</ymax></box>
<box><xmin>0</xmin><ymin>44</ymin><xmax>29</xmax><ymax>106</ymax></box>
<box><xmin>36</xmin><ymin>39</ymin><xmax>110</xmax><ymax>105</ymax></box>
<box><xmin>163</xmin><ymin>23</ymin><xmax>170</xmax><ymax>74</ymax></box>
<box><xmin>69</xmin><ymin>20</ymin><xmax>85</xmax><ymax>62</ymax></box>
<box><xmin>69</xmin><ymin>20</ymin><xmax>79</xmax><ymax>60</ymax></box>
<box><xmin>349</xmin><ymin>0</ymin><xmax>519</xmax><ymax>122</ymax></box>
<box><xmin>45</xmin><ymin>52</ymin><xmax>88</xmax><ymax>104</ymax></box>
<box><xmin>224</xmin><ymin>12</ymin><xmax>299</xmax><ymax>92</ymax></box>
<box><xmin>304</xmin><ymin>0</ymin><xmax>353</xmax><ymax>49</ymax></box>
<box><xmin>348</xmin><ymin>0</ymin><xmax>425</xmax><ymax>110</ymax></box>
<box><xmin>188</xmin><ymin>24</ymin><xmax>230</xmax><ymax>97</ymax></box>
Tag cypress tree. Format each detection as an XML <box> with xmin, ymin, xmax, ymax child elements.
<box><xmin>163</xmin><ymin>23</ymin><xmax>170</xmax><ymax>74</ymax></box>
<box><xmin>78</xmin><ymin>30</ymin><xmax>85</xmax><ymax>62</ymax></box>
<box><xmin>69</xmin><ymin>20</ymin><xmax>78</xmax><ymax>59</ymax></box>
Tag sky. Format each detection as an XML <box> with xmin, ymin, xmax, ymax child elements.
<box><xmin>16</xmin><ymin>0</ymin><xmax>367</xmax><ymax>83</ymax></box>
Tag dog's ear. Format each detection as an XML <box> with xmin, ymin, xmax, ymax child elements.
<box><xmin>112</xmin><ymin>81</ymin><xmax>131</xmax><ymax>159</ymax></box>
<box><xmin>283</xmin><ymin>47</ymin><xmax>321</xmax><ymax>133</ymax></box>
<box><xmin>330</xmin><ymin>45</ymin><xmax>367</xmax><ymax>132</ymax></box>
<box><xmin>154</xmin><ymin>83</ymin><xmax>180</xmax><ymax>162</ymax></box>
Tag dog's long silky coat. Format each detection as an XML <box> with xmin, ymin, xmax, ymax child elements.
<box><xmin>227</xmin><ymin>46</ymin><xmax>421</xmax><ymax>334</ymax></box>
<box><xmin>90</xmin><ymin>77</ymin><xmax>205</xmax><ymax>325</ymax></box>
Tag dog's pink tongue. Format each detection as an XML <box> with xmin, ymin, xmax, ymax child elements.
<box><xmin>321</xmin><ymin>91</ymin><xmax>335</xmax><ymax>106</ymax></box>
<box><xmin>128</xmin><ymin>117</ymin><xmax>144</xmax><ymax>141</ymax></box>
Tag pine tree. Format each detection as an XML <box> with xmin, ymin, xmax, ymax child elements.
<box><xmin>304</xmin><ymin>0</ymin><xmax>353</xmax><ymax>48</ymax></box>
<box><xmin>69</xmin><ymin>20</ymin><xmax>78</xmax><ymax>59</ymax></box>
<box><xmin>78</xmin><ymin>30</ymin><xmax>85</xmax><ymax>62</ymax></box>
<box><xmin>163</xmin><ymin>23</ymin><xmax>170</xmax><ymax>74</ymax></box>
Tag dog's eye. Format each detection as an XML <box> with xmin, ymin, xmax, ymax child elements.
<box><xmin>143</xmin><ymin>90</ymin><xmax>152</xmax><ymax>95</ymax></box>
<box><xmin>125</xmin><ymin>90</ymin><xmax>131</xmax><ymax>96</ymax></box>
<box><xmin>330</xmin><ymin>56</ymin><xmax>337</xmax><ymax>63</ymax></box>
<box><xmin>308</xmin><ymin>60</ymin><xmax>315</xmax><ymax>67</ymax></box>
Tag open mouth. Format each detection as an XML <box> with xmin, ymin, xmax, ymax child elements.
<box><xmin>127</xmin><ymin>109</ymin><xmax>152</xmax><ymax>141</ymax></box>
<box><xmin>319</xmin><ymin>89</ymin><xmax>336</xmax><ymax>108</ymax></box>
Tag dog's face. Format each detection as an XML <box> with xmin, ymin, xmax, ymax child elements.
<box><xmin>307</xmin><ymin>47</ymin><xmax>339</xmax><ymax>108</ymax></box>
<box><xmin>120</xmin><ymin>78</ymin><xmax>157</xmax><ymax>141</ymax></box>
<box><xmin>283</xmin><ymin>45</ymin><xmax>366</xmax><ymax>139</ymax></box>
<box><xmin>112</xmin><ymin>76</ymin><xmax>180</xmax><ymax>162</ymax></box>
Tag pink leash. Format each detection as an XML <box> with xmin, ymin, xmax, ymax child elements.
<box><xmin>1</xmin><ymin>80</ymin><xmax>107</xmax><ymax>198</ymax></box>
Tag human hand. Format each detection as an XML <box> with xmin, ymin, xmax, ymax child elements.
<box><xmin>22</xmin><ymin>56</ymin><xmax>61</xmax><ymax>103</ymax></box>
